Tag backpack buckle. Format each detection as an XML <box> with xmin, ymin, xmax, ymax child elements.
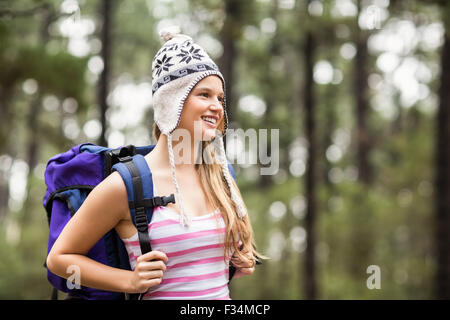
<box><xmin>134</xmin><ymin>207</ymin><xmax>148</xmax><ymax>232</ymax></box>
<box><xmin>151</xmin><ymin>197</ymin><xmax>163</xmax><ymax>207</ymax></box>
<box><xmin>117</xmin><ymin>146</ymin><xmax>135</xmax><ymax>163</ymax></box>
<box><xmin>118</xmin><ymin>155</ymin><xmax>132</xmax><ymax>163</ymax></box>
<box><xmin>151</xmin><ymin>194</ymin><xmax>175</xmax><ymax>207</ymax></box>
<box><xmin>161</xmin><ymin>194</ymin><xmax>175</xmax><ymax>206</ymax></box>
<box><xmin>105</xmin><ymin>145</ymin><xmax>137</xmax><ymax>175</ymax></box>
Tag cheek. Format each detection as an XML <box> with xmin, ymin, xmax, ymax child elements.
<box><xmin>179</xmin><ymin>99</ymin><xmax>205</xmax><ymax>128</ymax></box>
<box><xmin>185</xmin><ymin>97</ymin><xmax>207</xmax><ymax>115</ymax></box>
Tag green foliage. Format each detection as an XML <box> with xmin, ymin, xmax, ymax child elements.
<box><xmin>0</xmin><ymin>212</ymin><xmax>50</xmax><ymax>299</ymax></box>
<box><xmin>18</xmin><ymin>47</ymin><xmax>87</xmax><ymax>99</ymax></box>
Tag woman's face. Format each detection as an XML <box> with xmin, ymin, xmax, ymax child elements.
<box><xmin>178</xmin><ymin>75</ymin><xmax>225</xmax><ymax>141</ymax></box>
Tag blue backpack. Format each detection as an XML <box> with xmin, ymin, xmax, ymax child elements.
<box><xmin>43</xmin><ymin>143</ymin><xmax>237</xmax><ymax>300</ymax></box>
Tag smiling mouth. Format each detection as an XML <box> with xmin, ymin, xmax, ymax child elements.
<box><xmin>201</xmin><ymin>116</ymin><xmax>217</xmax><ymax>127</ymax></box>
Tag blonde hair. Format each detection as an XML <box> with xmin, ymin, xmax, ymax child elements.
<box><xmin>152</xmin><ymin>123</ymin><xmax>265</xmax><ymax>267</ymax></box>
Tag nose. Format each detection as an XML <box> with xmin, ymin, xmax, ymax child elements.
<box><xmin>210</xmin><ymin>102</ymin><xmax>222</xmax><ymax>110</ymax></box>
<box><xmin>209</xmin><ymin>98</ymin><xmax>223</xmax><ymax>114</ymax></box>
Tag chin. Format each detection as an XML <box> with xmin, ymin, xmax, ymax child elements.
<box><xmin>202</xmin><ymin>130</ymin><xmax>216</xmax><ymax>141</ymax></box>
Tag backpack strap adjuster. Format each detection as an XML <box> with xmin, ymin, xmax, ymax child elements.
<box><xmin>118</xmin><ymin>155</ymin><xmax>132</xmax><ymax>163</ymax></box>
<box><xmin>134</xmin><ymin>207</ymin><xmax>148</xmax><ymax>232</ymax></box>
<box><xmin>104</xmin><ymin>145</ymin><xmax>136</xmax><ymax>176</ymax></box>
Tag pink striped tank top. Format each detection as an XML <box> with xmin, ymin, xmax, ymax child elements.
<box><xmin>121</xmin><ymin>182</ymin><xmax>231</xmax><ymax>300</ymax></box>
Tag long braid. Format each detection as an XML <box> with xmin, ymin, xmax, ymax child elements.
<box><xmin>167</xmin><ymin>133</ymin><xmax>191</xmax><ymax>227</ymax></box>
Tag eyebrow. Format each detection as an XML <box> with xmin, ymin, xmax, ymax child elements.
<box><xmin>194</xmin><ymin>87</ymin><xmax>224</xmax><ymax>96</ymax></box>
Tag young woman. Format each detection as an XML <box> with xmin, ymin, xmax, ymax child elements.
<box><xmin>47</xmin><ymin>28</ymin><xmax>263</xmax><ymax>300</ymax></box>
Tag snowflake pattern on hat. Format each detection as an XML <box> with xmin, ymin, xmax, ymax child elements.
<box><xmin>152</xmin><ymin>38</ymin><xmax>214</xmax><ymax>93</ymax></box>
<box><xmin>177</xmin><ymin>46</ymin><xmax>204</xmax><ymax>64</ymax></box>
<box><xmin>154</xmin><ymin>54</ymin><xmax>174</xmax><ymax>77</ymax></box>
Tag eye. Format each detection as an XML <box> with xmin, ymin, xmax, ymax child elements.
<box><xmin>197</xmin><ymin>92</ymin><xmax>224</xmax><ymax>105</ymax></box>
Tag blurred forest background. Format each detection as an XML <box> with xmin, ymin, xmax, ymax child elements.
<box><xmin>0</xmin><ymin>0</ymin><xmax>449</xmax><ymax>300</ymax></box>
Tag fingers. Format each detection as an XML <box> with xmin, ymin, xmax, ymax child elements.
<box><xmin>230</xmin><ymin>244</ymin><xmax>257</xmax><ymax>275</ymax></box>
<box><xmin>135</xmin><ymin>278</ymin><xmax>162</xmax><ymax>293</ymax></box>
<box><xmin>135</xmin><ymin>252</ymin><xmax>167</xmax><ymax>281</ymax></box>
<box><xmin>137</xmin><ymin>270</ymin><xmax>164</xmax><ymax>280</ymax></box>
<box><xmin>232</xmin><ymin>260</ymin><xmax>255</xmax><ymax>269</ymax></box>
<box><xmin>131</xmin><ymin>251</ymin><xmax>167</xmax><ymax>293</ymax></box>
<box><xmin>136</xmin><ymin>259</ymin><xmax>167</xmax><ymax>273</ymax></box>
<box><xmin>135</xmin><ymin>251</ymin><xmax>167</xmax><ymax>273</ymax></box>
<box><xmin>137</xmin><ymin>250</ymin><xmax>168</xmax><ymax>263</ymax></box>
<box><xmin>231</xmin><ymin>253</ymin><xmax>255</xmax><ymax>269</ymax></box>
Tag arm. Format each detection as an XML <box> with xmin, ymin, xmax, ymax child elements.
<box><xmin>46</xmin><ymin>171</ymin><xmax>167</xmax><ymax>293</ymax></box>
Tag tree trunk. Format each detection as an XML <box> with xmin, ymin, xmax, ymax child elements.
<box><xmin>21</xmin><ymin>7</ymin><xmax>54</xmax><ymax>224</ymax></box>
<box><xmin>303</xmin><ymin>17</ymin><xmax>318</xmax><ymax>300</ymax></box>
<box><xmin>435</xmin><ymin>5</ymin><xmax>450</xmax><ymax>299</ymax></box>
<box><xmin>0</xmin><ymin>85</ymin><xmax>14</xmax><ymax>221</ymax></box>
<box><xmin>259</xmin><ymin>0</ymin><xmax>279</xmax><ymax>188</ymax></box>
<box><xmin>354</xmin><ymin>0</ymin><xmax>372</xmax><ymax>185</ymax></box>
<box><xmin>219</xmin><ymin>32</ymin><xmax>235</xmax><ymax>123</ymax></box>
<box><xmin>345</xmin><ymin>0</ymin><xmax>376</xmax><ymax>286</ymax></box>
<box><xmin>219</xmin><ymin>0</ymin><xmax>245</xmax><ymax>126</ymax></box>
<box><xmin>98</xmin><ymin>0</ymin><xmax>113</xmax><ymax>147</ymax></box>
<box><xmin>322</xmin><ymin>50</ymin><xmax>338</xmax><ymax>188</ymax></box>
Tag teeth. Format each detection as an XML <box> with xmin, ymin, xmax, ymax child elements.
<box><xmin>202</xmin><ymin>116</ymin><xmax>216</xmax><ymax>124</ymax></box>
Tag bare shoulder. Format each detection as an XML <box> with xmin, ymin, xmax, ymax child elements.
<box><xmin>87</xmin><ymin>171</ymin><xmax>130</xmax><ymax>222</ymax></box>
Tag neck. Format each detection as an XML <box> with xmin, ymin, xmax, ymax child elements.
<box><xmin>150</xmin><ymin>131</ymin><xmax>201</xmax><ymax>171</ymax></box>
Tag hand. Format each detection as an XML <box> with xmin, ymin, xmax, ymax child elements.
<box><xmin>129</xmin><ymin>250</ymin><xmax>168</xmax><ymax>293</ymax></box>
<box><xmin>231</xmin><ymin>247</ymin><xmax>256</xmax><ymax>279</ymax></box>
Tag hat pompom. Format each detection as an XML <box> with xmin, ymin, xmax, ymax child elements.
<box><xmin>159</xmin><ymin>26</ymin><xmax>181</xmax><ymax>43</ymax></box>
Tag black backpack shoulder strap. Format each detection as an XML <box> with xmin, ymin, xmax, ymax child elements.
<box><xmin>112</xmin><ymin>153</ymin><xmax>175</xmax><ymax>256</ymax></box>
<box><xmin>123</xmin><ymin>159</ymin><xmax>152</xmax><ymax>255</ymax></box>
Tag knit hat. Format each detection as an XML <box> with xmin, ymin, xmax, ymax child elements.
<box><xmin>151</xmin><ymin>26</ymin><xmax>246</xmax><ymax>226</ymax></box>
